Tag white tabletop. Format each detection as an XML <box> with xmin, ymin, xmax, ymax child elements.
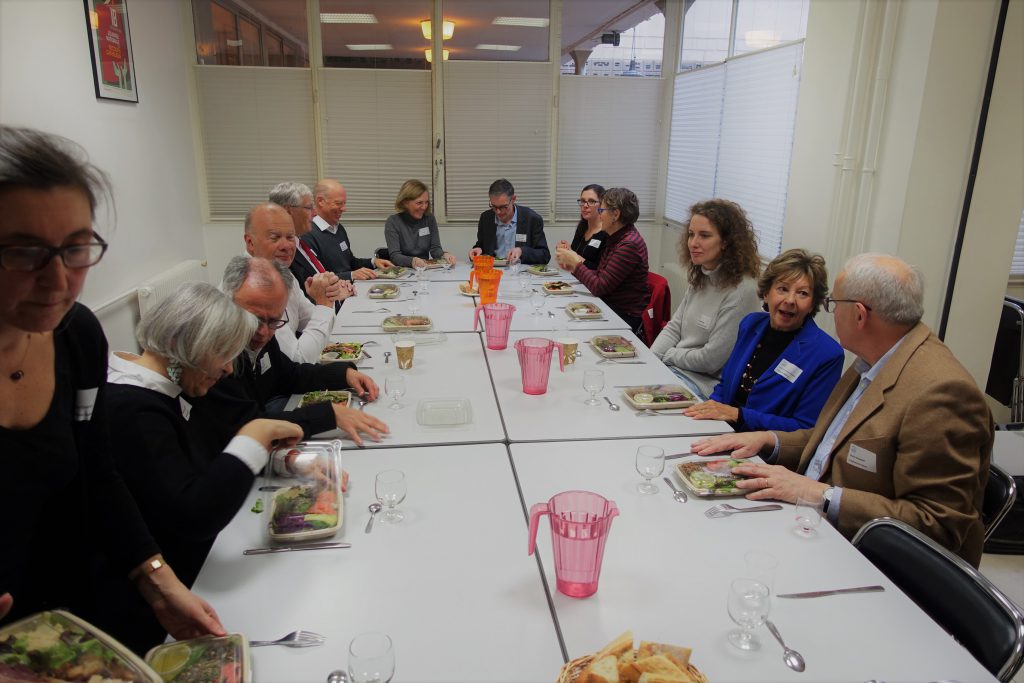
<box><xmin>293</xmin><ymin>332</ymin><xmax>506</xmax><ymax>447</ymax></box>
<box><xmin>494</xmin><ymin>279</ymin><xmax>630</xmax><ymax>333</ymax></box>
<box><xmin>488</xmin><ymin>330</ymin><xmax>731</xmax><ymax>442</ymax></box>
<box><xmin>511</xmin><ymin>438</ymin><xmax>998</xmax><ymax>682</ymax></box>
<box><xmin>336</xmin><ymin>281</ymin><xmax>481</xmax><ymax>334</ymax></box>
<box><xmin>192</xmin><ymin>444</ymin><xmax>565</xmax><ymax>683</ymax></box>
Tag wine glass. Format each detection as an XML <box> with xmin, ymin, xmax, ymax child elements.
<box><xmin>583</xmin><ymin>369</ymin><xmax>604</xmax><ymax>406</ymax></box>
<box><xmin>530</xmin><ymin>290</ymin><xmax>546</xmax><ymax>316</ymax></box>
<box><xmin>407</xmin><ymin>291</ymin><xmax>420</xmax><ymax>315</ymax></box>
<box><xmin>375</xmin><ymin>470</ymin><xmax>406</xmax><ymax>523</ymax></box>
<box><xmin>348</xmin><ymin>631</ymin><xmax>395</xmax><ymax>683</ymax></box>
<box><xmin>727</xmin><ymin>578</ymin><xmax>770</xmax><ymax>651</ymax></box>
<box><xmin>793</xmin><ymin>495</ymin><xmax>823</xmax><ymax>537</ymax></box>
<box><xmin>418</xmin><ymin>277</ymin><xmax>430</xmax><ymax>295</ymax></box>
<box><xmin>385</xmin><ymin>374</ymin><xmax>406</xmax><ymax>410</ymax></box>
<box><xmin>414</xmin><ymin>262</ymin><xmax>426</xmax><ymax>282</ymax></box>
<box><xmin>635</xmin><ymin>445</ymin><xmax>665</xmax><ymax>494</ymax></box>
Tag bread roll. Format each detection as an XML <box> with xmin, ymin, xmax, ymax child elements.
<box><xmin>579</xmin><ymin>655</ymin><xmax>620</xmax><ymax>683</ymax></box>
<box><xmin>637</xmin><ymin>642</ymin><xmax>692</xmax><ymax>669</ymax></box>
<box><xmin>595</xmin><ymin>630</ymin><xmax>634</xmax><ymax>660</ymax></box>
<box><xmin>617</xmin><ymin>651</ymin><xmax>640</xmax><ymax>683</ymax></box>
<box><xmin>633</xmin><ymin>655</ymin><xmax>684</xmax><ymax>677</ymax></box>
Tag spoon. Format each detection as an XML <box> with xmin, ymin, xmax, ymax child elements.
<box><xmin>602</xmin><ymin>396</ymin><xmax>620</xmax><ymax>411</ymax></box>
<box><xmin>766</xmin><ymin>620</ymin><xmax>806</xmax><ymax>672</ymax></box>
<box><xmin>326</xmin><ymin>671</ymin><xmax>348</xmax><ymax>683</ymax></box>
<box><xmin>365</xmin><ymin>503</ymin><xmax>382</xmax><ymax>533</ymax></box>
<box><xmin>384</xmin><ymin>351</ymin><xmax>392</xmax><ymax>365</ymax></box>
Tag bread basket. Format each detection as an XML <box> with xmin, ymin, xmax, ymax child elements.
<box><xmin>556</xmin><ymin>653</ymin><xmax>708</xmax><ymax>683</ymax></box>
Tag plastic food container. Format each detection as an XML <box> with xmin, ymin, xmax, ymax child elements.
<box><xmin>621</xmin><ymin>384</ymin><xmax>697</xmax><ymax>409</ymax></box>
<box><xmin>298</xmin><ymin>390</ymin><xmax>352</xmax><ymax>408</ymax></box>
<box><xmin>382</xmin><ymin>315</ymin><xmax>432</xmax><ymax>332</ymax></box>
<box><xmin>0</xmin><ymin>610</ymin><xmax>161</xmax><ymax>682</ymax></box>
<box><xmin>590</xmin><ymin>335</ymin><xmax>636</xmax><ymax>358</ymax></box>
<box><xmin>264</xmin><ymin>440</ymin><xmax>344</xmax><ymax>543</ymax></box>
<box><xmin>368</xmin><ymin>284</ymin><xmax>400</xmax><ymax>299</ymax></box>
<box><xmin>146</xmin><ymin>633</ymin><xmax>251</xmax><ymax>683</ymax></box>
<box><xmin>417</xmin><ymin>398</ymin><xmax>473</xmax><ymax>426</ymax></box>
<box><xmin>319</xmin><ymin>342</ymin><xmax>364</xmax><ymax>364</ymax></box>
<box><xmin>566</xmin><ymin>302</ymin><xmax>603</xmax><ymax>319</ymax></box>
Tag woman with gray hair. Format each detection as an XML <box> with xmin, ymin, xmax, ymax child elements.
<box><xmin>102</xmin><ymin>282</ymin><xmax>302</xmax><ymax>651</ymax></box>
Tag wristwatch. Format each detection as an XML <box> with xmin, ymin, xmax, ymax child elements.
<box><xmin>822</xmin><ymin>486</ymin><xmax>835</xmax><ymax>514</ymax></box>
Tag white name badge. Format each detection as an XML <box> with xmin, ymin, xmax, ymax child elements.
<box><xmin>339</xmin><ymin>241</ymin><xmax>349</xmax><ymax>252</ymax></box>
<box><xmin>418</xmin><ymin>226</ymin><xmax>430</xmax><ymax>237</ymax></box>
<box><xmin>515</xmin><ymin>233</ymin><xmax>527</xmax><ymax>243</ymax></box>
<box><xmin>847</xmin><ymin>443</ymin><xmax>878</xmax><ymax>473</ymax></box>
<box><xmin>588</xmin><ymin>238</ymin><xmax>602</xmax><ymax>248</ymax></box>
<box><xmin>696</xmin><ymin>314</ymin><xmax>712</xmax><ymax>330</ymax></box>
<box><xmin>179</xmin><ymin>397</ymin><xmax>192</xmax><ymax>421</ymax></box>
<box><xmin>259</xmin><ymin>354</ymin><xmax>272</xmax><ymax>375</ymax></box>
<box><xmin>774</xmin><ymin>359</ymin><xmax>803</xmax><ymax>383</ymax></box>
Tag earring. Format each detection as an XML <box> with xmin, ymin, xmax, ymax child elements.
<box><xmin>166</xmin><ymin>361</ymin><xmax>183</xmax><ymax>384</ymax></box>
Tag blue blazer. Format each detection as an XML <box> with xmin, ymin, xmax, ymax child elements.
<box><xmin>710</xmin><ymin>313</ymin><xmax>844</xmax><ymax>432</ymax></box>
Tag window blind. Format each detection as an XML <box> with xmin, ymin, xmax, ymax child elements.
<box><xmin>194</xmin><ymin>66</ymin><xmax>316</xmax><ymax>217</ymax></box>
<box><xmin>664</xmin><ymin>64</ymin><xmax>724</xmax><ymax>223</ymax></box>
<box><xmin>1012</xmin><ymin>210</ymin><xmax>1024</xmax><ymax>276</ymax></box>
<box><xmin>321</xmin><ymin>69</ymin><xmax>433</xmax><ymax>218</ymax></box>
<box><xmin>556</xmin><ymin>76</ymin><xmax>661</xmax><ymax>221</ymax></box>
<box><xmin>443</xmin><ymin>61</ymin><xmax>552</xmax><ymax>219</ymax></box>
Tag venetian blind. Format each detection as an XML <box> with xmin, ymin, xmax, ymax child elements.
<box><xmin>1012</xmin><ymin>210</ymin><xmax>1024</xmax><ymax>276</ymax></box>
<box><xmin>194</xmin><ymin>67</ymin><xmax>316</xmax><ymax>217</ymax></box>
<box><xmin>321</xmin><ymin>69</ymin><xmax>433</xmax><ymax>218</ymax></box>
<box><xmin>556</xmin><ymin>76</ymin><xmax>661</xmax><ymax>221</ymax></box>
<box><xmin>664</xmin><ymin>64</ymin><xmax>724</xmax><ymax>223</ymax></box>
<box><xmin>443</xmin><ymin>61</ymin><xmax>553</xmax><ymax>219</ymax></box>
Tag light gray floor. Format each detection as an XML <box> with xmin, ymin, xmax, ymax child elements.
<box><xmin>979</xmin><ymin>552</ymin><xmax>1024</xmax><ymax>682</ymax></box>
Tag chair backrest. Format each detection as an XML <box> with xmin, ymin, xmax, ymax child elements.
<box><xmin>852</xmin><ymin>517</ymin><xmax>1024</xmax><ymax>682</ymax></box>
<box><xmin>375</xmin><ymin>247</ymin><xmax>389</xmax><ymax>261</ymax></box>
<box><xmin>983</xmin><ymin>463</ymin><xmax>1019</xmax><ymax>542</ymax></box>
<box><xmin>642</xmin><ymin>272</ymin><xmax>671</xmax><ymax>347</ymax></box>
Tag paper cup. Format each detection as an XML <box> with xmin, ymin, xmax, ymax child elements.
<box><xmin>557</xmin><ymin>337</ymin><xmax>580</xmax><ymax>366</ymax></box>
<box><xmin>395</xmin><ymin>340</ymin><xmax>415</xmax><ymax>370</ymax></box>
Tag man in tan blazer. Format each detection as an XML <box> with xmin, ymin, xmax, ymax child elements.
<box><xmin>692</xmin><ymin>253</ymin><xmax>992</xmax><ymax>566</ymax></box>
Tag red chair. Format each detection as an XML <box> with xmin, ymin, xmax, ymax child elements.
<box><xmin>642</xmin><ymin>272</ymin><xmax>671</xmax><ymax>347</ymax></box>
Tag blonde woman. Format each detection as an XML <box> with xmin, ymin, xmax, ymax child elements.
<box><xmin>384</xmin><ymin>179</ymin><xmax>455</xmax><ymax>268</ymax></box>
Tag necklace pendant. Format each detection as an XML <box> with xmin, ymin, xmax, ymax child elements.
<box><xmin>10</xmin><ymin>370</ymin><xmax>24</xmax><ymax>381</ymax></box>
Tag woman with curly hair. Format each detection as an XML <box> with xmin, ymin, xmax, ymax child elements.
<box><xmin>651</xmin><ymin>199</ymin><xmax>762</xmax><ymax>397</ymax></box>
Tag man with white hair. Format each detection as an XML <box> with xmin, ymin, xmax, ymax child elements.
<box><xmin>692</xmin><ymin>253</ymin><xmax>992</xmax><ymax>566</ymax></box>
<box><xmin>304</xmin><ymin>178</ymin><xmax>392</xmax><ymax>281</ymax></box>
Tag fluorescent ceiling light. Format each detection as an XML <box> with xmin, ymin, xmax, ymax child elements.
<box><xmin>320</xmin><ymin>13</ymin><xmax>377</xmax><ymax>24</ymax></box>
<box><xmin>346</xmin><ymin>44</ymin><xmax>393</xmax><ymax>51</ymax></box>
<box><xmin>476</xmin><ymin>44</ymin><xmax>521</xmax><ymax>51</ymax></box>
<box><xmin>492</xmin><ymin>17</ymin><xmax>549</xmax><ymax>28</ymax></box>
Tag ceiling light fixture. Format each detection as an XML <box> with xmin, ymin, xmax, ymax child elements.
<box><xmin>476</xmin><ymin>44</ymin><xmax>521</xmax><ymax>51</ymax></box>
<box><xmin>346</xmin><ymin>44</ymin><xmax>393</xmax><ymax>51</ymax></box>
<box><xmin>420</xmin><ymin>19</ymin><xmax>455</xmax><ymax>40</ymax></box>
<box><xmin>424</xmin><ymin>48</ymin><xmax>450</xmax><ymax>63</ymax></box>
<box><xmin>320</xmin><ymin>13</ymin><xmax>378</xmax><ymax>24</ymax></box>
<box><xmin>492</xmin><ymin>17</ymin><xmax>550</xmax><ymax>28</ymax></box>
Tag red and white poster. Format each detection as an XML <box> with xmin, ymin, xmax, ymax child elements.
<box><xmin>85</xmin><ymin>0</ymin><xmax>138</xmax><ymax>102</ymax></box>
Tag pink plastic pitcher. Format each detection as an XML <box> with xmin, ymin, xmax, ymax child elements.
<box><xmin>514</xmin><ymin>337</ymin><xmax>565</xmax><ymax>395</ymax></box>
<box><xmin>474</xmin><ymin>303</ymin><xmax>517</xmax><ymax>350</ymax></box>
<box><xmin>528</xmin><ymin>491</ymin><xmax>620</xmax><ymax>598</ymax></box>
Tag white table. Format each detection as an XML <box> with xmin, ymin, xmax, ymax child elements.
<box><xmin>293</xmin><ymin>332</ymin><xmax>506</xmax><ymax>447</ymax></box>
<box><xmin>488</xmin><ymin>330</ymin><xmax>731</xmax><ymax>442</ymax></box>
<box><xmin>192</xmin><ymin>444</ymin><xmax>565</xmax><ymax>683</ymax></box>
<box><xmin>494</xmin><ymin>279</ymin><xmax>630</xmax><ymax>333</ymax></box>
<box><xmin>511</xmin><ymin>438</ymin><xmax>998</xmax><ymax>682</ymax></box>
<box><xmin>335</xmin><ymin>281</ymin><xmax>480</xmax><ymax>334</ymax></box>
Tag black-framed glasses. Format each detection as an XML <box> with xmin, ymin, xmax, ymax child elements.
<box><xmin>489</xmin><ymin>202</ymin><xmax>512</xmax><ymax>211</ymax></box>
<box><xmin>823</xmin><ymin>297</ymin><xmax>872</xmax><ymax>313</ymax></box>
<box><xmin>255</xmin><ymin>310</ymin><xmax>289</xmax><ymax>330</ymax></box>
<box><xmin>596</xmin><ymin>207</ymin><xmax>612</xmax><ymax>214</ymax></box>
<box><xmin>0</xmin><ymin>235</ymin><xmax>108</xmax><ymax>272</ymax></box>
<box><xmin>577</xmin><ymin>199</ymin><xmax>600</xmax><ymax>206</ymax></box>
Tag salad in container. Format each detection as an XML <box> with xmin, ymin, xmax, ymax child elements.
<box><xmin>374</xmin><ymin>266</ymin><xmax>407</xmax><ymax>279</ymax></box>
<box><xmin>0</xmin><ymin>610</ymin><xmax>161</xmax><ymax>682</ymax></box>
<box><xmin>145</xmin><ymin>633</ymin><xmax>250</xmax><ymax>683</ymax></box>
<box><xmin>589</xmin><ymin>335</ymin><xmax>636</xmax><ymax>358</ymax></box>
<box><xmin>367</xmin><ymin>284</ymin><xmax>399</xmax><ymax>299</ymax></box>
<box><xmin>676</xmin><ymin>459</ymin><xmax>748</xmax><ymax>496</ymax></box>
<box><xmin>264</xmin><ymin>441</ymin><xmax>344</xmax><ymax>543</ymax></box>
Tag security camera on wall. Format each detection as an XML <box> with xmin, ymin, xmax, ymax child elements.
<box><xmin>601</xmin><ymin>31</ymin><xmax>620</xmax><ymax>46</ymax></box>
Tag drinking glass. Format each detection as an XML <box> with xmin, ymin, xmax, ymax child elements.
<box><xmin>727</xmin><ymin>578</ymin><xmax>770</xmax><ymax>651</ymax></box>
<box><xmin>348</xmin><ymin>632</ymin><xmax>394</xmax><ymax>683</ymax></box>
<box><xmin>385</xmin><ymin>374</ymin><xmax>406</xmax><ymax>410</ymax></box>
<box><xmin>375</xmin><ymin>470</ymin><xmax>406</xmax><ymax>523</ymax></box>
<box><xmin>414</xmin><ymin>263</ymin><xmax>426</xmax><ymax>282</ymax></box>
<box><xmin>793</xmin><ymin>495</ymin><xmax>823</xmax><ymax>537</ymax></box>
<box><xmin>744</xmin><ymin>550</ymin><xmax>778</xmax><ymax>596</ymax></box>
<box><xmin>441</xmin><ymin>258</ymin><xmax>452</xmax><ymax>273</ymax></box>
<box><xmin>583</xmin><ymin>370</ymin><xmax>604</xmax><ymax>406</ymax></box>
<box><xmin>635</xmin><ymin>445</ymin><xmax>665</xmax><ymax>494</ymax></box>
<box><xmin>408</xmin><ymin>292</ymin><xmax>420</xmax><ymax>315</ymax></box>
<box><xmin>417</xmin><ymin>277</ymin><xmax>430</xmax><ymax>295</ymax></box>
<box><xmin>530</xmin><ymin>290</ymin><xmax>546</xmax><ymax>316</ymax></box>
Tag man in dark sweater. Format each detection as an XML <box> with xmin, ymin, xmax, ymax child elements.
<box><xmin>302</xmin><ymin>178</ymin><xmax>393</xmax><ymax>281</ymax></box>
<box><xmin>218</xmin><ymin>256</ymin><xmax>388</xmax><ymax>446</ymax></box>
<box><xmin>469</xmin><ymin>178</ymin><xmax>550</xmax><ymax>265</ymax></box>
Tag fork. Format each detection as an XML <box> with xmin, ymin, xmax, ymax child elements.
<box><xmin>597</xmin><ymin>358</ymin><xmax>646</xmax><ymax>365</ymax></box>
<box><xmin>663</xmin><ymin>476</ymin><xmax>688</xmax><ymax>503</ymax></box>
<box><xmin>249</xmin><ymin>630</ymin><xmax>325</xmax><ymax>648</ymax></box>
<box><xmin>705</xmin><ymin>503</ymin><xmax>784</xmax><ymax>518</ymax></box>
<box><xmin>352</xmin><ymin>308</ymin><xmax>391</xmax><ymax>313</ymax></box>
<box><xmin>636</xmin><ymin>409</ymin><xmax>678</xmax><ymax>417</ymax></box>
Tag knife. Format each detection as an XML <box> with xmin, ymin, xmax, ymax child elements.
<box><xmin>776</xmin><ymin>585</ymin><xmax>885</xmax><ymax>599</ymax></box>
<box><xmin>243</xmin><ymin>542</ymin><xmax>351</xmax><ymax>555</ymax></box>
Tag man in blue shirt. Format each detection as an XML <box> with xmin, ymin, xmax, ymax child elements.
<box><xmin>469</xmin><ymin>178</ymin><xmax>550</xmax><ymax>265</ymax></box>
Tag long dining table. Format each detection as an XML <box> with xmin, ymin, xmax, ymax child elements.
<box><xmin>191</xmin><ymin>261</ymin><xmax>1001</xmax><ymax>683</ymax></box>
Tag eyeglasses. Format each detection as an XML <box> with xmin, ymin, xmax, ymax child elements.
<box><xmin>489</xmin><ymin>202</ymin><xmax>512</xmax><ymax>212</ymax></box>
<box><xmin>0</xmin><ymin>235</ymin><xmax>108</xmax><ymax>272</ymax></box>
<box><xmin>823</xmin><ymin>297</ymin><xmax>872</xmax><ymax>313</ymax></box>
<box><xmin>255</xmin><ymin>310</ymin><xmax>290</xmax><ymax>330</ymax></box>
<box><xmin>596</xmin><ymin>207</ymin><xmax>613</xmax><ymax>214</ymax></box>
<box><xmin>577</xmin><ymin>199</ymin><xmax>600</xmax><ymax>206</ymax></box>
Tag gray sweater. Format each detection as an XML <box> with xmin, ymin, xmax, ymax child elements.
<box><xmin>384</xmin><ymin>212</ymin><xmax>445</xmax><ymax>267</ymax></box>
<box><xmin>651</xmin><ymin>268</ymin><xmax>761</xmax><ymax>396</ymax></box>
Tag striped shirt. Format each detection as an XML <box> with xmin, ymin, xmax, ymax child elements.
<box><xmin>573</xmin><ymin>224</ymin><xmax>650</xmax><ymax>321</ymax></box>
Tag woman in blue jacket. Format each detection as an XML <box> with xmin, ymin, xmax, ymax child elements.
<box><xmin>683</xmin><ymin>249</ymin><xmax>843</xmax><ymax>432</ymax></box>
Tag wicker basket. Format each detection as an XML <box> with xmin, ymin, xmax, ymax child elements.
<box><xmin>557</xmin><ymin>653</ymin><xmax>708</xmax><ymax>683</ymax></box>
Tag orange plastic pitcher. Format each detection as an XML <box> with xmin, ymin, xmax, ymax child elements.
<box><xmin>477</xmin><ymin>268</ymin><xmax>503</xmax><ymax>305</ymax></box>
<box><xmin>468</xmin><ymin>254</ymin><xmax>496</xmax><ymax>289</ymax></box>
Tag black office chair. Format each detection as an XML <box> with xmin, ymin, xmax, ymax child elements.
<box><xmin>852</xmin><ymin>518</ymin><xmax>1024</xmax><ymax>682</ymax></box>
<box><xmin>983</xmin><ymin>463</ymin><xmax>1018</xmax><ymax>542</ymax></box>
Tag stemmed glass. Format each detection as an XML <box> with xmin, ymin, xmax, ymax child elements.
<box><xmin>348</xmin><ymin>631</ymin><xmax>395</xmax><ymax>683</ymax></box>
<box><xmin>408</xmin><ymin>291</ymin><xmax>420</xmax><ymax>315</ymax></box>
<box><xmin>385</xmin><ymin>374</ymin><xmax>406</xmax><ymax>410</ymax></box>
<box><xmin>414</xmin><ymin>262</ymin><xmax>426</xmax><ymax>282</ymax></box>
<box><xmin>727</xmin><ymin>578</ymin><xmax>770</xmax><ymax>650</ymax></box>
<box><xmin>635</xmin><ymin>445</ymin><xmax>665</xmax><ymax>494</ymax></box>
<box><xmin>375</xmin><ymin>470</ymin><xmax>406</xmax><ymax>523</ymax></box>
<box><xmin>583</xmin><ymin>369</ymin><xmax>604</xmax><ymax>406</ymax></box>
<box><xmin>530</xmin><ymin>290</ymin><xmax>546</xmax><ymax>316</ymax></box>
<box><xmin>793</xmin><ymin>495</ymin><xmax>823</xmax><ymax>537</ymax></box>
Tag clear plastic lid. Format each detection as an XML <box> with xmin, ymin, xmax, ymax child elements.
<box><xmin>0</xmin><ymin>610</ymin><xmax>161</xmax><ymax>682</ymax></box>
<box><xmin>146</xmin><ymin>633</ymin><xmax>251</xmax><ymax>683</ymax></box>
<box><xmin>263</xmin><ymin>440</ymin><xmax>344</xmax><ymax>543</ymax></box>
<box><xmin>417</xmin><ymin>398</ymin><xmax>473</xmax><ymax>426</ymax></box>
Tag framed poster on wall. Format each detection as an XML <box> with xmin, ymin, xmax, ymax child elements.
<box><xmin>83</xmin><ymin>0</ymin><xmax>138</xmax><ymax>102</ymax></box>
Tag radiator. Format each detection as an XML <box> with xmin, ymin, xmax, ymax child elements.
<box><xmin>137</xmin><ymin>259</ymin><xmax>209</xmax><ymax>317</ymax></box>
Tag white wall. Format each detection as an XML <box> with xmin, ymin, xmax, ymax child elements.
<box><xmin>0</xmin><ymin>0</ymin><xmax>205</xmax><ymax>351</ymax></box>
